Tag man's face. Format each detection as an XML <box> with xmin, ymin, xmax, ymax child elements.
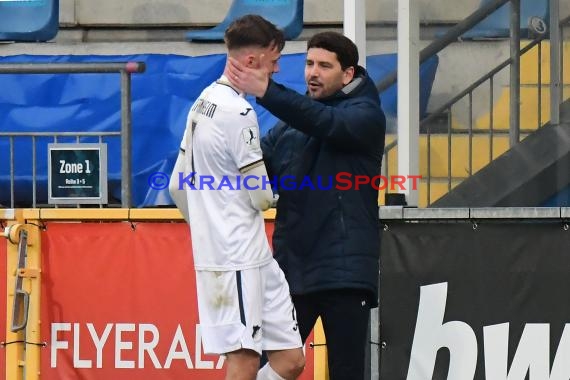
<box><xmin>248</xmin><ymin>44</ymin><xmax>281</xmax><ymax>78</ymax></box>
<box><xmin>305</xmin><ymin>47</ymin><xmax>354</xmax><ymax>99</ymax></box>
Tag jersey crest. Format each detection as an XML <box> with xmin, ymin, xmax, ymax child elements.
<box><xmin>241</xmin><ymin>127</ymin><xmax>259</xmax><ymax>149</ymax></box>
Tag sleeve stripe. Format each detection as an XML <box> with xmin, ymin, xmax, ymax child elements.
<box><xmin>239</xmin><ymin>159</ymin><xmax>264</xmax><ymax>173</ymax></box>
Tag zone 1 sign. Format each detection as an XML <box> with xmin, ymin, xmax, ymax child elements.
<box><xmin>48</xmin><ymin>143</ymin><xmax>108</xmax><ymax>204</ymax></box>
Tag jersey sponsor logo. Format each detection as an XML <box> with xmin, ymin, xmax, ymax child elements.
<box><xmin>241</xmin><ymin>127</ymin><xmax>259</xmax><ymax>149</ymax></box>
<box><xmin>239</xmin><ymin>108</ymin><xmax>253</xmax><ymax>116</ymax></box>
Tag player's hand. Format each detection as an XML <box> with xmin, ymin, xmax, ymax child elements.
<box><xmin>227</xmin><ymin>57</ymin><xmax>270</xmax><ymax>98</ymax></box>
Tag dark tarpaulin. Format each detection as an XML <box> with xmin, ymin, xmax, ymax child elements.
<box><xmin>380</xmin><ymin>222</ymin><xmax>570</xmax><ymax>379</ymax></box>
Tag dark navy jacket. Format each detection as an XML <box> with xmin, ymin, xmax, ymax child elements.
<box><xmin>260</xmin><ymin>67</ymin><xmax>386</xmax><ymax>307</ymax></box>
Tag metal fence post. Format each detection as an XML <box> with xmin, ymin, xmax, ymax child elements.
<box><xmin>509</xmin><ymin>0</ymin><xmax>521</xmax><ymax>147</ymax></box>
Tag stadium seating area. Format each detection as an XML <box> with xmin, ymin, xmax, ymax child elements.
<box><xmin>186</xmin><ymin>0</ymin><xmax>304</xmax><ymax>41</ymax></box>
<box><xmin>0</xmin><ymin>0</ymin><xmax>59</xmax><ymax>42</ymax></box>
<box><xmin>461</xmin><ymin>0</ymin><xmax>549</xmax><ymax>39</ymax></box>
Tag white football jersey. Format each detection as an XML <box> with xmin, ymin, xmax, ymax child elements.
<box><xmin>180</xmin><ymin>76</ymin><xmax>272</xmax><ymax>271</ymax></box>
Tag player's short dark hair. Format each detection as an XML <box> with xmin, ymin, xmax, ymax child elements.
<box><xmin>307</xmin><ymin>31</ymin><xmax>359</xmax><ymax>71</ymax></box>
<box><xmin>224</xmin><ymin>14</ymin><xmax>285</xmax><ymax>52</ymax></box>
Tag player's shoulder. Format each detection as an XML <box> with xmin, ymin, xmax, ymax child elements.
<box><xmin>228</xmin><ymin>97</ymin><xmax>254</xmax><ymax>116</ymax></box>
<box><xmin>212</xmin><ymin>90</ymin><xmax>257</xmax><ymax>122</ymax></box>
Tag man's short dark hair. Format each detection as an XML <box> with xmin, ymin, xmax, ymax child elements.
<box><xmin>224</xmin><ymin>14</ymin><xmax>285</xmax><ymax>52</ymax></box>
<box><xmin>307</xmin><ymin>31</ymin><xmax>359</xmax><ymax>70</ymax></box>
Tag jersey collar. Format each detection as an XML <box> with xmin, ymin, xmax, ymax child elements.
<box><xmin>216</xmin><ymin>75</ymin><xmax>242</xmax><ymax>96</ymax></box>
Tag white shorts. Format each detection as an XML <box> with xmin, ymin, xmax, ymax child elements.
<box><xmin>195</xmin><ymin>259</ymin><xmax>302</xmax><ymax>355</ymax></box>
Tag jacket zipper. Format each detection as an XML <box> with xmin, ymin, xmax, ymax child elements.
<box><xmin>338</xmin><ymin>194</ymin><xmax>347</xmax><ymax>237</ymax></box>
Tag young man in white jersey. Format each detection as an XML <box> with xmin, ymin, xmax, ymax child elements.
<box><xmin>169</xmin><ymin>15</ymin><xmax>305</xmax><ymax>380</ymax></box>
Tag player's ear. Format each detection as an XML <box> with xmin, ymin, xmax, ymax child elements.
<box><xmin>246</xmin><ymin>54</ymin><xmax>255</xmax><ymax>68</ymax></box>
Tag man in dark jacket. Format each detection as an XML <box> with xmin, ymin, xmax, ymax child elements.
<box><xmin>228</xmin><ymin>31</ymin><xmax>386</xmax><ymax>380</ymax></box>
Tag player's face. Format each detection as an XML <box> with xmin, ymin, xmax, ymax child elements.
<box><xmin>305</xmin><ymin>47</ymin><xmax>354</xmax><ymax>99</ymax></box>
<box><xmin>257</xmin><ymin>44</ymin><xmax>281</xmax><ymax>78</ymax></box>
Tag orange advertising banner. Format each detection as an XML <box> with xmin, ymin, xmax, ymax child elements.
<box><xmin>39</xmin><ymin>222</ymin><xmax>315</xmax><ymax>380</ymax></box>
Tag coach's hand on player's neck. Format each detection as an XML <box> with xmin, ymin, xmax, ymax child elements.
<box><xmin>225</xmin><ymin>44</ymin><xmax>279</xmax><ymax>98</ymax></box>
